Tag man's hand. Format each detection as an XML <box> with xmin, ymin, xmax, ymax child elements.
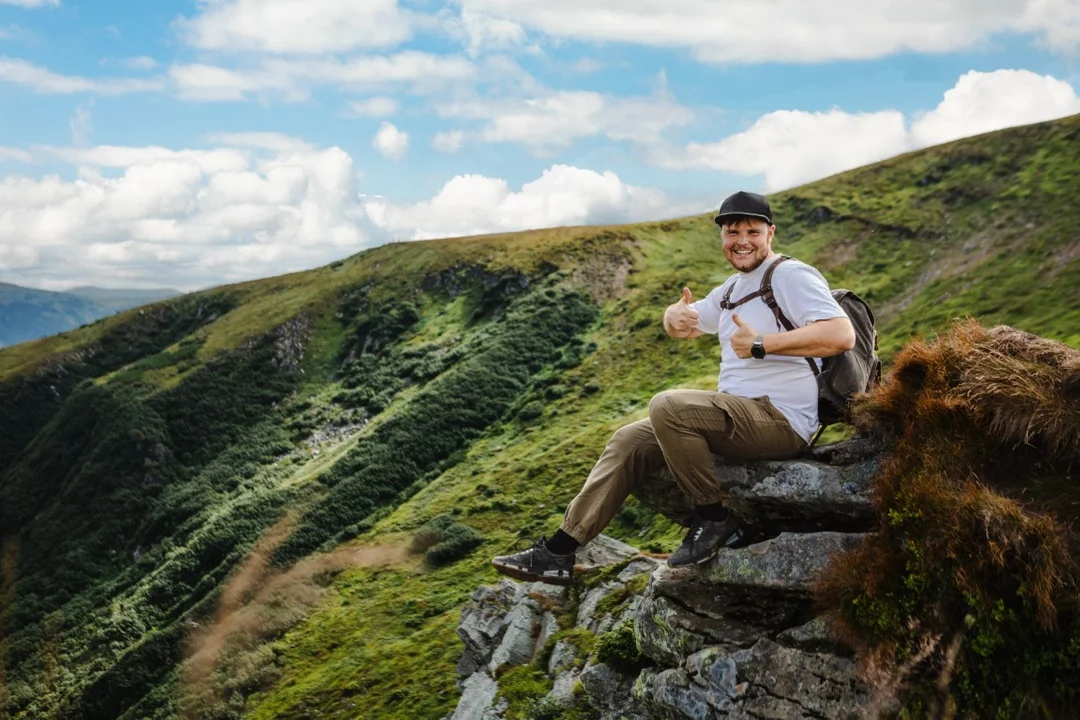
<box><xmin>730</xmin><ymin>313</ymin><xmax>759</xmax><ymax>358</ymax></box>
<box><xmin>665</xmin><ymin>287</ymin><xmax>701</xmax><ymax>338</ymax></box>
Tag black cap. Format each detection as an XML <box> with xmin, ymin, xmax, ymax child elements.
<box><xmin>714</xmin><ymin>191</ymin><xmax>773</xmax><ymax>226</ymax></box>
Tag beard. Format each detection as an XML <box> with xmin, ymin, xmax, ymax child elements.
<box><xmin>725</xmin><ymin>250</ymin><xmax>770</xmax><ymax>273</ymax></box>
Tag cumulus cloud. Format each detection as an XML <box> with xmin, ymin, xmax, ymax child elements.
<box><xmin>456</xmin><ymin>0</ymin><xmax>1080</xmax><ymax>62</ymax></box>
<box><xmin>0</xmin><ymin>139</ymin><xmax>376</xmax><ymax>290</ymax></box>
<box><xmin>170</xmin><ymin>52</ymin><xmax>476</xmax><ymax>102</ymax></box>
<box><xmin>177</xmin><ymin>0</ymin><xmax>412</xmax><ymax>54</ymax></box>
<box><xmin>910</xmin><ymin>69</ymin><xmax>1080</xmax><ymax>146</ymax></box>
<box><xmin>347</xmin><ymin>97</ymin><xmax>399</xmax><ymax>117</ymax></box>
<box><xmin>0</xmin><ymin>57</ymin><xmax>164</xmax><ymax>95</ymax></box>
<box><xmin>662</xmin><ymin>69</ymin><xmax>1080</xmax><ymax>190</ymax></box>
<box><xmin>437</xmin><ymin>89</ymin><xmax>694</xmax><ymax>152</ymax></box>
<box><xmin>361</xmin><ymin>164</ymin><xmax>667</xmax><ymax>240</ymax></box>
<box><xmin>372</xmin><ymin>122</ymin><xmax>409</xmax><ymax>160</ymax></box>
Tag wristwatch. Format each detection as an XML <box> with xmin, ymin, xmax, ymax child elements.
<box><xmin>750</xmin><ymin>334</ymin><xmax>767</xmax><ymax>359</ymax></box>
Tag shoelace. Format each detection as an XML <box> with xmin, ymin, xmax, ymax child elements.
<box><xmin>510</xmin><ymin>536</ymin><xmax>547</xmax><ymax>566</ymax></box>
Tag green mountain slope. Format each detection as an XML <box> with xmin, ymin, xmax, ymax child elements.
<box><xmin>0</xmin><ymin>114</ymin><xmax>1078</xmax><ymax>720</ymax></box>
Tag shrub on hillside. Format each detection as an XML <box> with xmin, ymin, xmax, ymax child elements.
<box><xmin>817</xmin><ymin>319</ymin><xmax>1080</xmax><ymax>717</ymax></box>
<box><xmin>411</xmin><ymin>514</ymin><xmax>485</xmax><ymax>566</ymax></box>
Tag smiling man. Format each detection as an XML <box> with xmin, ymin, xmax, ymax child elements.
<box><xmin>491</xmin><ymin>191</ymin><xmax>855</xmax><ymax>585</ymax></box>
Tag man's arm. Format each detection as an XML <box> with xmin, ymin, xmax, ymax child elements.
<box><xmin>731</xmin><ymin>314</ymin><xmax>854</xmax><ymax>359</ymax></box>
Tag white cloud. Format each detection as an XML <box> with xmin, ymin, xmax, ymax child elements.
<box><xmin>170</xmin><ymin>52</ymin><xmax>476</xmax><ymax>102</ymax></box>
<box><xmin>0</xmin><ymin>0</ymin><xmax>58</xmax><ymax>7</ymax></box>
<box><xmin>347</xmin><ymin>96</ymin><xmax>399</xmax><ymax>117</ymax></box>
<box><xmin>662</xmin><ymin>69</ymin><xmax>1080</xmax><ymax>191</ymax></box>
<box><xmin>444</xmin><ymin>7</ymin><xmax>529</xmax><ymax>57</ymax></box>
<box><xmin>119</xmin><ymin>56</ymin><xmax>158</xmax><ymax>70</ymax></box>
<box><xmin>372</xmin><ymin>122</ymin><xmax>409</xmax><ymax>160</ymax></box>
<box><xmin>69</xmin><ymin>99</ymin><xmax>94</xmax><ymax>146</ymax></box>
<box><xmin>663</xmin><ymin>109</ymin><xmax>909</xmax><ymax>191</ymax></box>
<box><xmin>0</xmin><ymin>147</ymin><xmax>31</xmax><ymax>163</ymax></box>
<box><xmin>361</xmin><ymin>164</ymin><xmax>667</xmax><ymax>240</ymax></box>
<box><xmin>437</xmin><ymin>89</ymin><xmax>694</xmax><ymax>152</ymax></box>
<box><xmin>0</xmin><ymin>141</ymin><xmax>376</xmax><ymax>290</ymax></box>
<box><xmin>0</xmin><ymin>57</ymin><xmax>164</xmax><ymax>95</ymax></box>
<box><xmin>910</xmin><ymin>69</ymin><xmax>1080</xmax><ymax>145</ymax></box>
<box><xmin>177</xmin><ymin>0</ymin><xmax>412</xmax><ymax>54</ymax></box>
<box><xmin>432</xmin><ymin>130</ymin><xmax>465</xmax><ymax>153</ymax></box>
<box><xmin>204</xmin><ymin>132</ymin><xmax>314</xmax><ymax>153</ymax></box>
<box><xmin>455</xmin><ymin>0</ymin><xmax>1080</xmax><ymax>62</ymax></box>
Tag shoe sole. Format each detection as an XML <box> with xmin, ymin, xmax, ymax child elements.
<box><xmin>491</xmin><ymin>560</ymin><xmax>575</xmax><ymax>586</ymax></box>
<box><xmin>666</xmin><ymin>545</ymin><xmax>722</xmax><ymax>568</ymax></box>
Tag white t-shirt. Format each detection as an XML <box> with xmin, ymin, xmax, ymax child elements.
<box><xmin>690</xmin><ymin>255</ymin><xmax>847</xmax><ymax>442</ymax></box>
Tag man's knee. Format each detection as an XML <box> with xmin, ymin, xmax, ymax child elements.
<box><xmin>648</xmin><ymin>390</ymin><xmax>678</xmax><ymax>428</ymax></box>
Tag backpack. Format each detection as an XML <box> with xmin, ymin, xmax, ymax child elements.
<box><xmin>719</xmin><ymin>255</ymin><xmax>881</xmax><ymax>447</ymax></box>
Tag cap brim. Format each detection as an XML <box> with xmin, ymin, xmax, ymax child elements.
<box><xmin>714</xmin><ymin>212</ymin><xmax>773</xmax><ymax>225</ymax></box>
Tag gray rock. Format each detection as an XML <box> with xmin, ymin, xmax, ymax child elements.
<box><xmin>456</xmin><ymin>581</ymin><xmax>522</xmax><ymax>677</ymax></box>
<box><xmin>730</xmin><ymin>639</ymin><xmax>869</xmax><ymax>719</ymax></box>
<box><xmin>633</xmin><ymin>451</ymin><xmax>877</xmax><ymax>542</ymax></box>
<box><xmin>577</xmin><ymin>534</ymin><xmax>641</xmax><ymax>570</ymax></box>
<box><xmin>645</xmin><ymin>563</ymin><xmax>812</xmax><ymax>636</ymax></box>
<box><xmin>580</xmin><ymin>662</ymin><xmax>649</xmax><ymax>720</ymax></box>
<box><xmin>775</xmin><ymin>616</ymin><xmax>852</xmax><ymax>655</ymax></box>
<box><xmin>480</xmin><ymin>696</ymin><xmax>508</xmax><ymax>720</ymax></box>
<box><xmin>634</xmin><ymin>588</ymin><xmax>758</xmax><ymax>668</ymax></box>
<box><xmin>549</xmin><ymin>669</ymin><xmax>580</xmax><ymax>705</ymax></box>
<box><xmin>700</xmin><ymin>531</ymin><xmax>866</xmax><ymax>594</ymax></box>
<box><xmin>488</xmin><ymin>601</ymin><xmax>540</xmax><ymax>673</ymax></box>
<box><xmin>535</xmin><ymin>612</ymin><xmax>559</xmax><ymax>660</ymax></box>
<box><xmin>635</xmin><ymin>667</ymin><xmax>713</xmax><ymax>720</ymax></box>
<box><xmin>634</xmin><ymin>640</ymin><xmax>869</xmax><ymax>720</ymax></box>
<box><xmin>450</xmin><ymin>672</ymin><xmax>499</xmax><ymax>720</ymax></box>
<box><xmin>617</xmin><ymin>557</ymin><xmax>659</xmax><ymax>582</ymax></box>
<box><xmin>576</xmin><ymin>580</ymin><xmax>623</xmax><ymax>631</ymax></box>
<box><xmin>548</xmin><ymin>640</ymin><xmax>579</xmax><ymax>675</ymax></box>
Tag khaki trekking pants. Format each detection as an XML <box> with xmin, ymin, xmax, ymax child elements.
<box><xmin>560</xmin><ymin>389</ymin><xmax>807</xmax><ymax>545</ymax></box>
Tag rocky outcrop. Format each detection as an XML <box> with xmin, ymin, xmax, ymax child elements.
<box><xmin>448</xmin><ymin>438</ymin><xmax>881</xmax><ymax>719</ymax></box>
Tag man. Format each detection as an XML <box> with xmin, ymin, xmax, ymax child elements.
<box><xmin>491</xmin><ymin>191</ymin><xmax>855</xmax><ymax>586</ymax></box>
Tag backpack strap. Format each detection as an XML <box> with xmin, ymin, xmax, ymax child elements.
<box><xmin>718</xmin><ymin>255</ymin><xmax>790</xmax><ymax>310</ymax></box>
<box><xmin>757</xmin><ymin>256</ymin><xmax>821</xmax><ymax>378</ymax></box>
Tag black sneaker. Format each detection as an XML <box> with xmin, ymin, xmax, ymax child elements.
<box><xmin>491</xmin><ymin>537</ymin><xmax>576</xmax><ymax>586</ymax></box>
<box><xmin>668</xmin><ymin>514</ymin><xmax>742</xmax><ymax>567</ymax></box>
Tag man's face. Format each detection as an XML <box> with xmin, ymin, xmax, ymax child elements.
<box><xmin>721</xmin><ymin>218</ymin><xmax>775</xmax><ymax>273</ymax></box>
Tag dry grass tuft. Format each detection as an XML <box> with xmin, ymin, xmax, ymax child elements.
<box><xmin>817</xmin><ymin>318</ymin><xmax>1080</xmax><ymax>717</ymax></box>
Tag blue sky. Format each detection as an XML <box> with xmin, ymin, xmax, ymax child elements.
<box><xmin>1</xmin><ymin>0</ymin><xmax>1079</xmax><ymax>291</ymax></box>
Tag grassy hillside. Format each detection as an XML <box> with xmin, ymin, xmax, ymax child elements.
<box><xmin>0</xmin><ymin>114</ymin><xmax>1078</xmax><ymax>720</ymax></box>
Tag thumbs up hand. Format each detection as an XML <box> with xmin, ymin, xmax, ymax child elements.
<box><xmin>730</xmin><ymin>312</ymin><xmax>759</xmax><ymax>358</ymax></box>
<box><xmin>668</xmin><ymin>287</ymin><xmax>700</xmax><ymax>337</ymax></box>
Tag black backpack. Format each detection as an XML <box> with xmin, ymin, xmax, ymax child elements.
<box><xmin>719</xmin><ymin>255</ymin><xmax>881</xmax><ymax>446</ymax></box>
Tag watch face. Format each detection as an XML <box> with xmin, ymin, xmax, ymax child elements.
<box><xmin>751</xmin><ymin>342</ymin><xmax>765</xmax><ymax>359</ymax></box>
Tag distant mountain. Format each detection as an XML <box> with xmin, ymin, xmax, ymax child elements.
<box><xmin>0</xmin><ymin>282</ymin><xmax>182</xmax><ymax>348</ymax></box>
<box><xmin>64</xmin><ymin>285</ymin><xmax>182</xmax><ymax>313</ymax></box>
